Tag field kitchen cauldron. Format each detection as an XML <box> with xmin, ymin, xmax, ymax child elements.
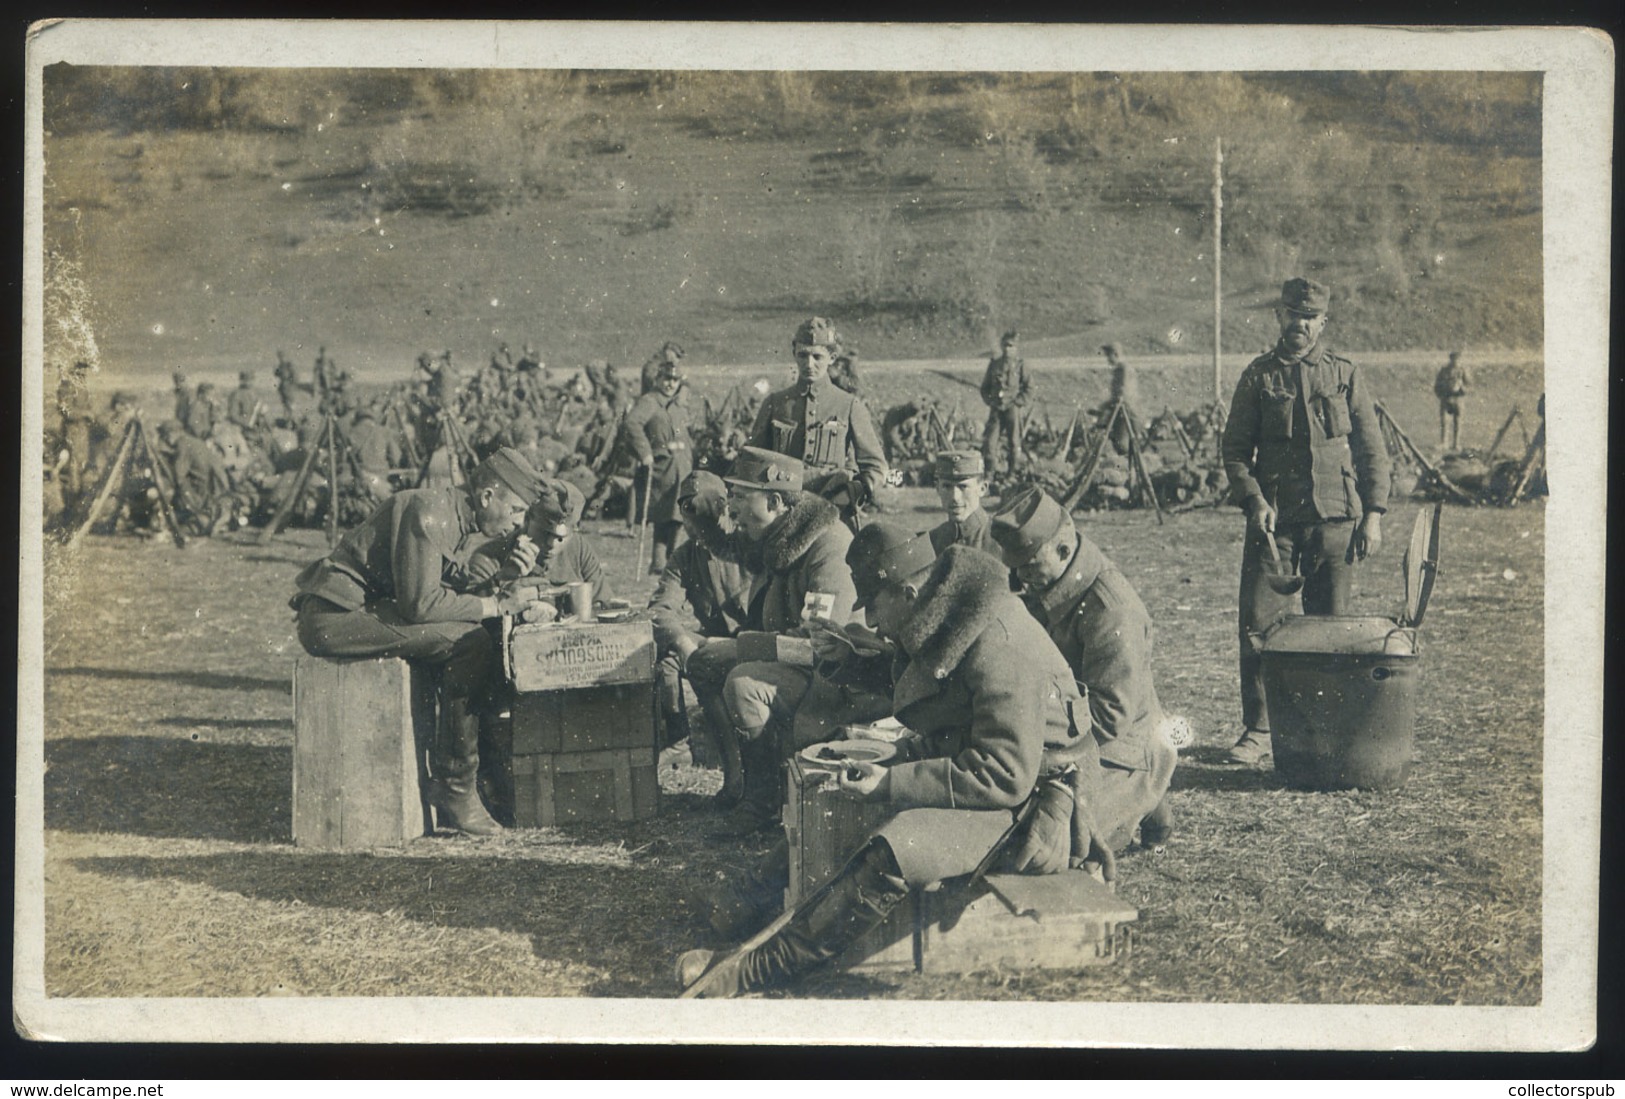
<box><xmin>1255</xmin><ymin>503</ymin><xmax>1441</xmax><ymax>791</ymax></box>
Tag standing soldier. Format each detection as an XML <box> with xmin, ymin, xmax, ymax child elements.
<box><xmin>990</xmin><ymin>486</ymin><xmax>1178</xmax><ymax>846</ymax></box>
<box><xmin>640</xmin><ymin>341</ymin><xmax>686</xmax><ymax>398</ymax></box>
<box><xmin>625</xmin><ymin>357</ymin><xmax>696</xmax><ymax>574</ymax></box>
<box><xmin>186</xmin><ymin>381</ymin><xmax>222</xmax><ymax>440</ymax></box>
<box><xmin>926</xmin><ymin>450</ymin><xmax>997</xmax><ymax>555</ymax></box>
<box><xmin>1101</xmin><ymin>342</ymin><xmax>1137</xmax><ymax>454</ymax></box>
<box><xmin>1220</xmin><ymin>277</ymin><xmax>1389</xmax><ymax>766</ymax></box>
<box><xmin>289</xmin><ymin>449</ymin><xmax>547</xmax><ymax>835</ymax></box>
<box><xmin>55</xmin><ymin>361</ymin><xmax>96</xmax><ymax>513</ymax></box>
<box><xmin>227</xmin><ymin>370</ymin><xmax>263</xmax><ymax>432</ymax></box>
<box><xmin>172</xmin><ymin>370</ymin><xmax>194</xmax><ymax>428</ymax></box>
<box><xmin>1434</xmin><ymin>350</ymin><xmax>1470</xmax><ymax>450</ymax></box>
<box><xmin>980</xmin><ymin>328</ymin><xmax>1030</xmax><ymax>474</ymax></box>
<box><xmin>273</xmin><ymin>352</ymin><xmax>301</xmax><ymax>420</ymax></box>
<box><xmin>747</xmin><ymin>316</ymin><xmax>888</xmax><ymax>529</ymax></box>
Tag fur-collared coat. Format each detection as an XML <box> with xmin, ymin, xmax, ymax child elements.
<box><xmin>871</xmin><ymin>546</ymin><xmax>1100</xmax><ymax>884</ymax></box>
<box><xmin>736</xmin><ymin>493</ymin><xmax>857</xmax><ymax>635</ymax></box>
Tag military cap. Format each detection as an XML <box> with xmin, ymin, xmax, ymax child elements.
<box><xmin>528</xmin><ymin>479</ymin><xmax>583</xmax><ymax>537</ymax></box>
<box><xmin>239</xmin><ymin>370</ymin><xmax>255</xmax><ymax>383</ymax></box>
<box><xmin>172</xmin><ymin>370</ymin><xmax>188</xmax><ymax>383</ymax></box>
<box><xmin>1278</xmin><ymin>277</ymin><xmax>1330</xmax><ymax>317</ymax></box>
<box><xmin>655</xmin><ymin>358</ymin><xmax>685</xmax><ymax>381</ymax></box>
<box><xmin>846</xmin><ymin>522</ymin><xmax>937</xmax><ymax>610</ymax></box>
<box><xmin>354</xmin><ymin>406</ymin><xmax>376</xmax><ymax>421</ymax></box>
<box><xmin>475</xmin><ymin>447</ymin><xmax>546</xmax><ymax>506</ymax></box>
<box><xmin>1001</xmin><ymin>328</ymin><xmax>1020</xmax><ymax>344</ymax></box>
<box><xmin>678</xmin><ymin>470</ymin><xmax>729</xmax><ymax>522</ymax></box>
<box><xmin>157</xmin><ymin>419</ymin><xmax>185</xmax><ymax>437</ymax></box>
<box><xmin>791</xmin><ymin>316</ymin><xmax>841</xmax><ymax>351</ymax></box>
<box><xmin>661</xmin><ymin>341</ymin><xmax>686</xmax><ymax>362</ymax></box>
<box><xmin>1100</xmin><ymin>342</ymin><xmax>1122</xmax><ymax>358</ymax></box>
<box><xmin>110</xmin><ymin>390</ymin><xmax>137</xmax><ymax>407</ymax></box>
<box><xmin>989</xmin><ymin>484</ymin><xmax>1070</xmax><ymax>567</ymax></box>
<box><xmin>934</xmin><ymin>450</ymin><xmax>986</xmax><ymax>482</ymax></box>
<box><xmin>724</xmin><ymin>446</ymin><xmax>804</xmax><ymax>493</ymax></box>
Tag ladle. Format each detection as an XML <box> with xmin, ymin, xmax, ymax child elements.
<box><xmin>1264</xmin><ymin>530</ymin><xmax>1306</xmax><ymax>596</ymax></box>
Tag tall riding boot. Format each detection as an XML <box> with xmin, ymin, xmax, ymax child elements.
<box><xmin>430</xmin><ymin>693</ymin><xmax>503</xmax><ymax>837</ymax></box>
<box><xmin>679</xmin><ymin>841</ymin><xmax>909</xmax><ymax>997</ymax></box>
<box><xmin>714</xmin><ymin>724</ymin><xmax>745</xmax><ymax>809</ymax></box>
<box><xmin>705</xmin><ymin>835</ymin><xmax>791</xmax><ymax>938</ymax></box>
<box><xmin>713</xmin><ymin>734</ymin><xmax>780</xmax><ymax>836</ymax></box>
<box><xmin>648</xmin><ymin>540</ymin><xmax>669</xmax><ymax>576</ymax></box>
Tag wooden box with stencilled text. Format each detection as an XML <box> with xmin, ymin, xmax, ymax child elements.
<box><xmin>504</xmin><ymin>618</ymin><xmax>660</xmax><ymax>827</ymax></box>
<box><xmin>504</xmin><ymin>619</ymin><xmax>657</xmax><ymax>693</ymax></box>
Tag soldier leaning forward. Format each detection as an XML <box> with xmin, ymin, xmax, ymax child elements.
<box><xmin>676</xmin><ymin>532</ymin><xmax>1115</xmax><ymax>998</ymax></box>
<box><xmin>991</xmin><ymin>486</ymin><xmax>1177</xmax><ymax>848</ymax></box>
<box><xmin>624</xmin><ymin>357</ymin><xmax>696</xmax><ymax>574</ymax></box>
<box><xmin>646</xmin><ymin>471</ymin><xmax>753</xmax><ymax>756</ymax></box>
<box><xmin>460</xmin><ymin>479</ymin><xmax>611</xmax><ymax>611</ymax></box>
<box><xmin>1220</xmin><ymin>278</ymin><xmax>1389</xmax><ymax>766</ymax></box>
<box><xmin>289</xmin><ymin>448</ymin><xmax>546</xmax><ymax>836</ymax></box>
<box><xmin>681</xmin><ymin>448</ymin><xmax>859</xmax><ymax>830</ymax></box>
<box><xmin>746</xmin><ymin>316</ymin><xmax>888</xmax><ymax>529</ymax></box>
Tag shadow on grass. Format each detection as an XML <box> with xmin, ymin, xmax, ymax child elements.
<box><xmin>72</xmin><ymin>848</ymin><xmax>710</xmax><ymax>997</ymax></box>
<box><xmin>927</xmin><ymin>368</ymin><xmax>982</xmax><ymax>391</ymax></box>
<box><xmin>45</xmin><ymin>736</ymin><xmax>291</xmax><ymax>844</ymax></box>
<box><xmin>152</xmin><ymin>716</ymin><xmax>292</xmax><ymax>731</ymax></box>
<box><xmin>47</xmin><ymin>666</ymin><xmax>291</xmax><ymax>693</ymax></box>
<box><xmin>1168</xmin><ymin>762</ymin><xmax>1282</xmax><ymax>793</ymax></box>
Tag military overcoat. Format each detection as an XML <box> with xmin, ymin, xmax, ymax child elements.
<box><xmin>623</xmin><ymin>389</ymin><xmax>695</xmax><ymax>525</ymax></box>
<box><xmin>746</xmin><ymin>378</ymin><xmax>888</xmax><ymax>504</ymax></box>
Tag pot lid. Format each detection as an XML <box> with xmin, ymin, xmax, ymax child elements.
<box><xmin>1402</xmin><ymin>502</ymin><xmax>1442</xmax><ymax>628</ymax></box>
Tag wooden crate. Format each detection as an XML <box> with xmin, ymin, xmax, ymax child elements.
<box><xmin>505</xmin><ymin>619</ymin><xmax>656</xmax><ymax>693</ymax></box>
<box><xmin>508</xmin><ymin>683</ymin><xmax>660</xmax><ymax>826</ymax></box>
<box><xmin>785</xmin><ymin>754</ymin><xmax>1138</xmax><ymax>973</ymax></box>
<box><xmin>292</xmin><ymin>654</ymin><xmax>434</xmax><ymax>849</ymax></box>
<box><xmin>512</xmin><ymin>747</ymin><xmax>659</xmax><ymax>826</ymax></box>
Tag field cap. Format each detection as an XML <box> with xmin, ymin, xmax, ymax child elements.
<box><xmin>847</xmin><ymin>522</ymin><xmax>936</xmax><ymax>610</ymax></box>
<box><xmin>172</xmin><ymin>370</ymin><xmax>188</xmax><ymax>383</ymax></box>
<box><xmin>678</xmin><ymin>470</ymin><xmax>729</xmax><ymax>522</ymax></box>
<box><xmin>725</xmin><ymin>446</ymin><xmax>804</xmax><ymax>493</ymax></box>
<box><xmin>661</xmin><ymin>341</ymin><xmax>686</xmax><ymax>362</ymax></box>
<box><xmin>1001</xmin><ymin>328</ymin><xmax>1020</xmax><ymax>344</ymax></box>
<box><xmin>477</xmin><ymin>447</ymin><xmax>546</xmax><ymax>506</ymax></box>
<box><xmin>935</xmin><ymin>450</ymin><xmax>985</xmax><ymax>482</ymax></box>
<box><xmin>656</xmin><ymin>358</ymin><xmax>685</xmax><ymax>381</ymax></box>
<box><xmin>990</xmin><ymin>484</ymin><xmax>1069</xmax><ymax>567</ymax></box>
<box><xmin>1278</xmin><ymin>277</ymin><xmax>1330</xmax><ymax>317</ymax></box>
<box><xmin>1100</xmin><ymin>342</ymin><xmax>1122</xmax><ymax>358</ymax></box>
<box><xmin>792</xmin><ymin>316</ymin><xmax>841</xmax><ymax>351</ymax></box>
<box><xmin>529</xmin><ymin>479</ymin><xmax>583</xmax><ymax>537</ymax></box>
<box><xmin>239</xmin><ymin>370</ymin><xmax>255</xmax><ymax>383</ymax></box>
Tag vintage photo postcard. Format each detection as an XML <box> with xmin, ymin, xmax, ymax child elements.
<box><xmin>16</xmin><ymin>20</ymin><xmax>1612</xmax><ymax>1047</ymax></box>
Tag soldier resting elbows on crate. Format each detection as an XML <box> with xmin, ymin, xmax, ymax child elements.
<box><xmin>290</xmin><ymin>448</ymin><xmax>550</xmax><ymax>838</ymax></box>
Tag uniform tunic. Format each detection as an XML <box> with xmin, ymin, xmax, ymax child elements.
<box><xmin>623</xmin><ymin>389</ymin><xmax>695</xmax><ymax>525</ymax></box>
<box><xmin>747</xmin><ymin>378</ymin><xmax>888</xmax><ymax>503</ymax></box>
<box><xmin>461</xmin><ymin>531</ymin><xmax>612</xmax><ymax>607</ymax></box>
<box><xmin>927</xmin><ymin>507</ymin><xmax>996</xmax><ymax>556</ymax></box>
<box><xmin>227</xmin><ymin>385</ymin><xmax>262</xmax><ymax>429</ymax></box>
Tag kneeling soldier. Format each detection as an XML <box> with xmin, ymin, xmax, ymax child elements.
<box><xmin>290</xmin><ymin>448</ymin><xmax>546</xmax><ymax>836</ymax></box>
<box><xmin>676</xmin><ymin>529</ymin><xmax>1112</xmax><ymax>998</ymax></box>
<box><xmin>990</xmin><ymin>486</ymin><xmax>1177</xmax><ymax>847</ymax></box>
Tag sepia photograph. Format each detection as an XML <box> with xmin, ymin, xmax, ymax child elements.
<box><xmin>16</xmin><ymin>21</ymin><xmax>1610</xmax><ymax>1047</ymax></box>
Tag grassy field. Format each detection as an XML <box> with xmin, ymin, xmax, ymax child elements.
<box><xmin>38</xmin><ymin>364</ymin><xmax>1544</xmax><ymax>1004</ymax></box>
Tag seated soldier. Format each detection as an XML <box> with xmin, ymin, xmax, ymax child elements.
<box><xmin>682</xmin><ymin>447</ymin><xmax>857</xmax><ymax>833</ymax></box>
<box><xmin>646</xmin><ymin>471</ymin><xmax>752</xmax><ymax>761</ymax></box>
<box><xmin>154</xmin><ymin>419</ymin><xmax>233</xmax><ymax>536</ymax></box>
<box><xmin>461</xmin><ymin>480</ymin><xmax>610</xmax><ymax>611</ymax></box>
<box><xmin>990</xmin><ymin>486</ymin><xmax>1178</xmax><ymax>848</ymax></box>
<box><xmin>927</xmin><ymin>450</ymin><xmax>997</xmax><ymax>555</ymax></box>
<box><xmin>675</xmin><ymin>528</ymin><xmax>1114</xmax><ymax>998</ymax></box>
<box><xmin>289</xmin><ymin>448</ymin><xmax>546</xmax><ymax>836</ymax></box>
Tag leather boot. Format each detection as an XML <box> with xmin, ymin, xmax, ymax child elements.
<box><xmin>430</xmin><ymin>694</ymin><xmax>503</xmax><ymax>837</ymax></box>
<box><xmin>661</xmin><ymin>707</ymin><xmax>691</xmax><ymax>751</ymax></box>
<box><xmin>712</xmin><ymin>735</ymin><xmax>780</xmax><ymax>836</ymax></box>
<box><xmin>705</xmin><ymin>837</ymin><xmax>791</xmax><ymax>938</ymax></box>
<box><xmin>648</xmin><ymin>540</ymin><xmax>669</xmax><ymax>576</ymax></box>
<box><xmin>1139</xmin><ymin>795</ymin><xmax>1175</xmax><ymax>846</ymax></box>
<box><xmin>714</xmin><ymin>725</ymin><xmax>745</xmax><ymax>809</ymax></box>
<box><xmin>679</xmin><ymin>841</ymin><xmax>909</xmax><ymax>997</ymax></box>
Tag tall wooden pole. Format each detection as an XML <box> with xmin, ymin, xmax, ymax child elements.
<box><xmin>1212</xmin><ymin>137</ymin><xmax>1224</xmax><ymax>404</ymax></box>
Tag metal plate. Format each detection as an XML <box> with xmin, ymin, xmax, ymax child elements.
<box><xmin>1402</xmin><ymin>502</ymin><xmax>1442</xmax><ymax>627</ymax></box>
<box><xmin>798</xmin><ymin>739</ymin><xmax>899</xmax><ymax>770</ymax></box>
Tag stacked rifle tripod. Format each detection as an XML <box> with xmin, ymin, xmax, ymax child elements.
<box><xmin>63</xmin><ymin>411</ymin><xmax>188</xmax><ymax>548</ymax></box>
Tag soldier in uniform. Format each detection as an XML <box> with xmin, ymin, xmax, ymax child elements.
<box><xmin>347</xmin><ymin>406</ymin><xmax>403</xmax><ymax>506</ymax></box>
<box><xmin>625</xmin><ymin>357</ymin><xmax>696</xmax><ymax>575</ymax></box>
<box><xmin>1101</xmin><ymin>343</ymin><xmax>1137</xmax><ymax>454</ymax></box>
<box><xmin>172</xmin><ymin>370</ymin><xmax>194</xmax><ymax>427</ymax></box>
<box><xmin>682</xmin><ymin>448</ymin><xmax>858</xmax><ymax>829</ymax></box>
<box><xmin>990</xmin><ymin>486</ymin><xmax>1177</xmax><ymax>846</ymax></box>
<box><xmin>154</xmin><ymin>419</ymin><xmax>233</xmax><ymax>536</ymax></box>
<box><xmin>746</xmin><ymin>317</ymin><xmax>888</xmax><ymax>529</ymax></box>
<box><xmin>676</xmin><ymin>528</ymin><xmax>1114</xmax><ymax>998</ymax></box>
<box><xmin>927</xmin><ymin>450</ymin><xmax>996</xmax><ymax>555</ymax></box>
<box><xmin>980</xmin><ymin>328</ymin><xmax>1030</xmax><ymax>474</ymax></box>
<box><xmin>55</xmin><ymin>361</ymin><xmax>96</xmax><ymax>513</ymax></box>
<box><xmin>227</xmin><ymin>371</ymin><xmax>264</xmax><ymax>433</ymax></box>
<box><xmin>187</xmin><ymin>381</ymin><xmax>222</xmax><ymax>440</ymax></box>
<box><xmin>462</xmin><ymin>480</ymin><xmax>611</xmax><ymax>610</ymax></box>
<box><xmin>290</xmin><ymin>448</ymin><xmax>547</xmax><ymax>835</ymax></box>
<box><xmin>1220</xmin><ymin>277</ymin><xmax>1389</xmax><ymax>765</ymax></box>
<box><xmin>1434</xmin><ymin>350</ymin><xmax>1470</xmax><ymax>450</ymax></box>
<box><xmin>640</xmin><ymin>341</ymin><xmax>686</xmax><ymax>398</ymax></box>
<box><xmin>646</xmin><ymin>471</ymin><xmax>752</xmax><ymax>756</ymax></box>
